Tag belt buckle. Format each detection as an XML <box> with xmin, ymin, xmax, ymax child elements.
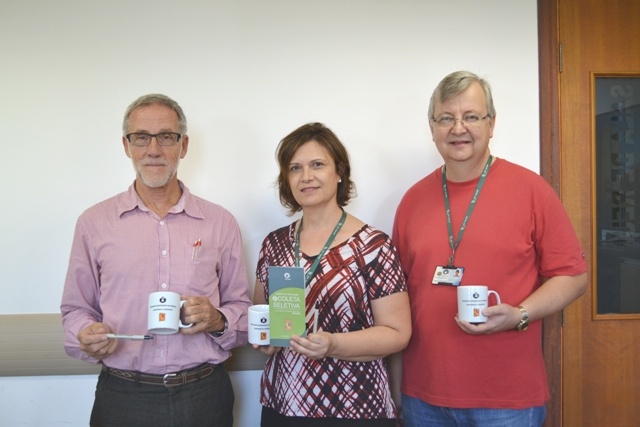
<box><xmin>162</xmin><ymin>373</ymin><xmax>177</xmax><ymax>387</ymax></box>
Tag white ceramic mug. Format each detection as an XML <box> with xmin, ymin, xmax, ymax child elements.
<box><xmin>457</xmin><ymin>285</ymin><xmax>501</xmax><ymax>324</ymax></box>
<box><xmin>248</xmin><ymin>304</ymin><xmax>270</xmax><ymax>345</ymax></box>
<box><xmin>147</xmin><ymin>291</ymin><xmax>193</xmax><ymax>334</ymax></box>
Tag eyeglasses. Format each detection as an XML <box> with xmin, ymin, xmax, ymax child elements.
<box><xmin>431</xmin><ymin>114</ymin><xmax>491</xmax><ymax>128</ymax></box>
<box><xmin>125</xmin><ymin>132</ymin><xmax>182</xmax><ymax>147</ymax></box>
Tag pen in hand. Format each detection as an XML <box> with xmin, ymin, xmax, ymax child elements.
<box><xmin>105</xmin><ymin>334</ymin><xmax>153</xmax><ymax>341</ymax></box>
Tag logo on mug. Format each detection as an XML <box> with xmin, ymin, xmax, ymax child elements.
<box><xmin>473</xmin><ymin>292</ymin><xmax>480</xmax><ymax>299</ymax></box>
<box><xmin>260</xmin><ymin>317</ymin><xmax>267</xmax><ymax>324</ymax></box>
<box><xmin>160</xmin><ymin>297</ymin><xmax>167</xmax><ymax>303</ymax></box>
<box><xmin>473</xmin><ymin>309</ymin><xmax>480</xmax><ymax>317</ymax></box>
<box><xmin>260</xmin><ymin>332</ymin><xmax>267</xmax><ymax>340</ymax></box>
<box><xmin>159</xmin><ymin>313</ymin><xmax>166</xmax><ymax>322</ymax></box>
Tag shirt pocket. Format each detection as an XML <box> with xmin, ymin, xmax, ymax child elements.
<box><xmin>175</xmin><ymin>239</ymin><xmax>219</xmax><ymax>295</ymax></box>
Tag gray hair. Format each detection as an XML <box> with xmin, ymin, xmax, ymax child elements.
<box><xmin>122</xmin><ymin>93</ymin><xmax>187</xmax><ymax>134</ymax></box>
<box><xmin>428</xmin><ymin>71</ymin><xmax>496</xmax><ymax>119</ymax></box>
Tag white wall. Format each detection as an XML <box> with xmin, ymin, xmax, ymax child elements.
<box><xmin>0</xmin><ymin>1</ymin><xmax>538</xmax><ymax>425</ymax></box>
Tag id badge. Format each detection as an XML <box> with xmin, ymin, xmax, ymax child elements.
<box><xmin>432</xmin><ymin>265</ymin><xmax>464</xmax><ymax>286</ymax></box>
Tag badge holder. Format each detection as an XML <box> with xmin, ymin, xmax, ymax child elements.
<box><xmin>432</xmin><ymin>265</ymin><xmax>464</xmax><ymax>286</ymax></box>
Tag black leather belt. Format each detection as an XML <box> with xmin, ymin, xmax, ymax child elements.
<box><xmin>102</xmin><ymin>363</ymin><xmax>217</xmax><ymax>387</ymax></box>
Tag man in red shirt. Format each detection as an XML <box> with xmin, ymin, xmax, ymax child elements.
<box><xmin>392</xmin><ymin>71</ymin><xmax>588</xmax><ymax>427</ymax></box>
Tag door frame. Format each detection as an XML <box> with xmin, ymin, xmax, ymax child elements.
<box><xmin>537</xmin><ymin>1</ymin><xmax>562</xmax><ymax>426</ymax></box>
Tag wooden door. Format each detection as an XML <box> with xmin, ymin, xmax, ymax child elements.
<box><xmin>539</xmin><ymin>1</ymin><xmax>640</xmax><ymax>426</ymax></box>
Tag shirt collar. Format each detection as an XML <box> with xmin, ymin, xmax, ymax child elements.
<box><xmin>116</xmin><ymin>180</ymin><xmax>205</xmax><ymax>219</ymax></box>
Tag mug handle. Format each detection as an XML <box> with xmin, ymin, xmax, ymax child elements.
<box><xmin>178</xmin><ymin>300</ymin><xmax>194</xmax><ymax>328</ymax></box>
<box><xmin>488</xmin><ymin>290</ymin><xmax>501</xmax><ymax>305</ymax></box>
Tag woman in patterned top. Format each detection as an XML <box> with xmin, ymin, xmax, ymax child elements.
<box><xmin>252</xmin><ymin>122</ymin><xmax>412</xmax><ymax>427</ymax></box>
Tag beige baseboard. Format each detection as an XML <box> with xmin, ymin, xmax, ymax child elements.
<box><xmin>0</xmin><ymin>313</ymin><xmax>267</xmax><ymax>377</ymax></box>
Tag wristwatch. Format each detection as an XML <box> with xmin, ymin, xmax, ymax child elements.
<box><xmin>210</xmin><ymin>316</ymin><xmax>229</xmax><ymax>337</ymax></box>
<box><xmin>515</xmin><ymin>305</ymin><xmax>529</xmax><ymax>331</ymax></box>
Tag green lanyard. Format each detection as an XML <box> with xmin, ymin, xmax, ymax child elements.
<box><xmin>295</xmin><ymin>209</ymin><xmax>347</xmax><ymax>285</ymax></box>
<box><xmin>442</xmin><ymin>156</ymin><xmax>492</xmax><ymax>267</ymax></box>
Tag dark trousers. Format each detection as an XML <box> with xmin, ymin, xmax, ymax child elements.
<box><xmin>90</xmin><ymin>364</ymin><xmax>234</xmax><ymax>427</ymax></box>
<box><xmin>261</xmin><ymin>406</ymin><xmax>396</xmax><ymax>427</ymax></box>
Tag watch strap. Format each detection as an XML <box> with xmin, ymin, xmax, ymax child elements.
<box><xmin>515</xmin><ymin>305</ymin><xmax>529</xmax><ymax>331</ymax></box>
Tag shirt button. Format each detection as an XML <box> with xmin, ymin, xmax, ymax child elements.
<box><xmin>162</xmin><ymin>250</ymin><xmax>167</xmax><ymax>256</ymax></box>
<box><xmin>161</xmin><ymin>283</ymin><xmax>167</xmax><ymax>289</ymax></box>
<box><xmin>159</xmin><ymin>221</ymin><xmax>165</xmax><ymax>226</ymax></box>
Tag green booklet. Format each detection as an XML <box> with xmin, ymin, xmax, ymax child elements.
<box><xmin>268</xmin><ymin>266</ymin><xmax>306</xmax><ymax>347</ymax></box>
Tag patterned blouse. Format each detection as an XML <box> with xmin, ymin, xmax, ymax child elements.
<box><xmin>255</xmin><ymin>221</ymin><xmax>407</xmax><ymax>419</ymax></box>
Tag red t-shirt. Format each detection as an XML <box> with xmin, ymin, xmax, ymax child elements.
<box><xmin>393</xmin><ymin>158</ymin><xmax>586</xmax><ymax>409</ymax></box>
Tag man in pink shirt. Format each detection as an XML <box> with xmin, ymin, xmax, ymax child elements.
<box><xmin>60</xmin><ymin>94</ymin><xmax>251</xmax><ymax>426</ymax></box>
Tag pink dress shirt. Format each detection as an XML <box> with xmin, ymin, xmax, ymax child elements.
<box><xmin>61</xmin><ymin>181</ymin><xmax>251</xmax><ymax>374</ymax></box>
